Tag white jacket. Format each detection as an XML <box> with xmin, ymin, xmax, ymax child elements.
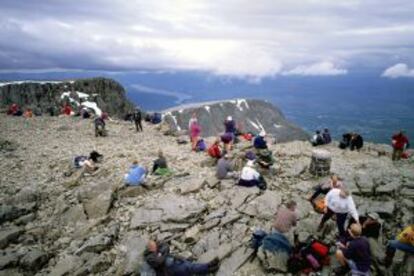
<box><xmin>240</xmin><ymin>166</ymin><xmax>260</xmax><ymax>181</ymax></box>
<box><xmin>325</xmin><ymin>188</ymin><xmax>359</xmax><ymax>221</ymax></box>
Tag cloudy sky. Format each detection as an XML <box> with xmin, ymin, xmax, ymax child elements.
<box><xmin>1</xmin><ymin>0</ymin><xmax>414</xmax><ymax>79</ymax></box>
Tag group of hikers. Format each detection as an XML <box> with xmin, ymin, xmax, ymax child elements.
<box><xmin>7</xmin><ymin>101</ymin><xmax>412</xmax><ymax>275</ymax></box>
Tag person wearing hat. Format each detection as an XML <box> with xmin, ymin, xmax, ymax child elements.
<box><xmin>238</xmin><ymin>160</ymin><xmax>266</xmax><ymax>190</ymax></box>
<box><xmin>216</xmin><ymin>153</ymin><xmax>237</xmax><ymax>179</ymax></box>
<box><xmin>224</xmin><ymin>116</ymin><xmax>236</xmax><ymax>134</ymax></box>
<box><xmin>335</xmin><ymin>223</ymin><xmax>371</xmax><ymax>276</ymax></box>
<box><xmin>391</xmin><ymin>130</ymin><xmax>409</xmax><ymax>161</ymax></box>
<box><xmin>253</xmin><ymin>131</ymin><xmax>268</xmax><ymax>150</ymax></box>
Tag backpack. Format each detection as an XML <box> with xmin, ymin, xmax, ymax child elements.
<box><xmin>249</xmin><ymin>229</ymin><xmax>268</xmax><ymax>251</ymax></box>
<box><xmin>196</xmin><ymin>139</ymin><xmax>207</xmax><ymax>152</ymax></box>
<box><xmin>313</xmin><ymin>197</ymin><xmax>326</xmax><ymax>214</ymax></box>
<box><xmin>151</xmin><ymin>113</ymin><xmax>162</xmax><ymax>124</ymax></box>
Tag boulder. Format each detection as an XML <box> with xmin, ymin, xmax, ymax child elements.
<box><xmin>0</xmin><ymin>227</ymin><xmax>24</xmax><ymax>249</ymax></box>
<box><xmin>78</xmin><ymin>180</ymin><xmax>116</xmax><ymax>219</ymax></box>
<box><xmin>49</xmin><ymin>255</ymin><xmax>84</xmax><ymax>276</ymax></box>
<box><xmin>19</xmin><ymin>248</ymin><xmax>49</xmax><ymax>271</ymax></box>
<box><xmin>75</xmin><ymin>224</ymin><xmax>119</xmax><ymax>255</ymax></box>
<box><xmin>0</xmin><ymin>250</ymin><xmax>20</xmax><ymax>270</ymax></box>
<box><xmin>179</xmin><ymin>179</ymin><xmax>207</xmax><ymax>195</ymax></box>
<box><xmin>239</xmin><ymin>190</ymin><xmax>282</xmax><ymax>219</ymax></box>
<box><xmin>216</xmin><ymin>246</ymin><xmax>254</xmax><ymax>275</ymax></box>
<box><xmin>0</xmin><ymin>205</ymin><xmax>28</xmax><ymax>224</ymax></box>
<box><xmin>119</xmin><ymin>232</ymin><xmax>148</xmax><ymax>276</ymax></box>
<box><xmin>130</xmin><ymin>195</ymin><xmax>206</xmax><ymax>228</ymax></box>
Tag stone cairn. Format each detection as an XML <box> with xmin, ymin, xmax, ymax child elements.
<box><xmin>309</xmin><ymin>149</ymin><xmax>331</xmax><ymax>176</ymax></box>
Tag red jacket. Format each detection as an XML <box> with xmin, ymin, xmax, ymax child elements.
<box><xmin>208</xmin><ymin>144</ymin><xmax>221</xmax><ymax>159</ymax></box>
<box><xmin>392</xmin><ymin>134</ymin><xmax>409</xmax><ymax>150</ymax></box>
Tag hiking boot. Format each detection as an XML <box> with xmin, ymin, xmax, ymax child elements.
<box><xmin>333</xmin><ymin>266</ymin><xmax>350</xmax><ymax>276</ymax></box>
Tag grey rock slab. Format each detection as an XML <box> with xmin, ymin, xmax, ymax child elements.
<box><xmin>19</xmin><ymin>248</ymin><xmax>49</xmax><ymax>271</ymax></box>
<box><xmin>75</xmin><ymin>224</ymin><xmax>119</xmax><ymax>255</ymax></box>
<box><xmin>238</xmin><ymin>190</ymin><xmax>282</xmax><ymax>219</ymax></box>
<box><xmin>0</xmin><ymin>205</ymin><xmax>27</xmax><ymax>224</ymax></box>
<box><xmin>216</xmin><ymin>246</ymin><xmax>254</xmax><ymax>276</ymax></box>
<box><xmin>49</xmin><ymin>255</ymin><xmax>84</xmax><ymax>276</ymax></box>
<box><xmin>78</xmin><ymin>180</ymin><xmax>116</xmax><ymax>219</ymax></box>
<box><xmin>220</xmin><ymin>211</ymin><xmax>241</xmax><ymax>227</ymax></box>
<box><xmin>192</xmin><ymin>231</ymin><xmax>220</xmax><ymax>257</ymax></box>
<box><xmin>179</xmin><ymin>179</ymin><xmax>207</xmax><ymax>195</ymax></box>
<box><xmin>130</xmin><ymin>195</ymin><xmax>207</xmax><ymax>228</ymax></box>
<box><xmin>358</xmin><ymin>200</ymin><xmax>395</xmax><ymax>218</ymax></box>
<box><xmin>223</xmin><ymin>187</ymin><xmax>260</xmax><ymax>209</ymax></box>
<box><xmin>0</xmin><ymin>250</ymin><xmax>20</xmax><ymax>270</ymax></box>
<box><xmin>0</xmin><ymin>227</ymin><xmax>24</xmax><ymax>249</ymax></box>
<box><xmin>198</xmin><ymin>243</ymin><xmax>234</xmax><ymax>263</ymax></box>
<box><xmin>120</xmin><ymin>232</ymin><xmax>148</xmax><ymax>276</ymax></box>
<box><xmin>160</xmin><ymin>223</ymin><xmax>191</xmax><ymax>233</ymax></box>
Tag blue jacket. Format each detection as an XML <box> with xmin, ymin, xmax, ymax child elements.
<box><xmin>125</xmin><ymin>165</ymin><xmax>146</xmax><ymax>186</ymax></box>
<box><xmin>254</xmin><ymin>136</ymin><xmax>268</xmax><ymax>149</ymax></box>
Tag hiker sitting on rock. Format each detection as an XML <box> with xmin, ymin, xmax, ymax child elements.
<box><xmin>253</xmin><ymin>131</ymin><xmax>268</xmax><ymax>150</ymax></box>
<box><xmin>311</xmin><ymin>130</ymin><xmax>324</xmax><ymax>147</ymax></box>
<box><xmin>273</xmin><ymin>201</ymin><xmax>298</xmax><ymax>236</ymax></box>
<box><xmin>124</xmin><ymin>160</ymin><xmax>147</xmax><ymax>186</ymax></box>
<box><xmin>94</xmin><ymin>115</ymin><xmax>106</xmax><ymax>137</ymax></box>
<box><xmin>323</xmin><ymin>128</ymin><xmax>332</xmax><ymax>144</ymax></box>
<box><xmin>309</xmin><ymin>174</ymin><xmax>344</xmax><ymax>203</ymax></box>
<box><xmin>391</xmin><ymin>130</ymin><xmax>409</xmax><ymax>161</ymax></box>
<box><xmin>382</xmin><ymin>220</ymin><xmax>414</xmax><ymax>267</ymax></box>
<box><xmin>152</xmin><ymin>150</ymin><xmax>170</xmax><ymax>176</ymax></box>
<box><xmin>318</xmin><ymin>187</ymin><xmax>359</xmax><ymax>238</ymax></box>
<box><xmin>334</xmin><ymin>223</ymin><xmax>371</xmax><ymax>276</ymax></box>
<box><xmin>208</xmin><ymin>138</ymin><xmax>222</xmax><ymax>159</ymax></box>
<box><xmin>350</xmin><ymin>132</ymin><xmax>364</xmax><ymax>151</ymax></box>
<box><xmin>144</xmin><ymin>240</ymin><xmax>219</xmax><ymax>275</ymax></box>
<box><xmin>238</xmin><ymin>160</ymin><xmax>267</xmax><ymax>190</ymax></box>
<box><xmin>216</xmin><ymin>153</ymin><xmax>238</xmax><ymax>179</ymax></box>
<box><xmin>256</xmin><ymin>149</ymin><xmax>274</xmax><ymax>169</ymax></box>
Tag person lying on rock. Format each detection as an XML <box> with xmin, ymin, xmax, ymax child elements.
<box><xmin>317</xmin><ymin>187</ymin><xmax>359</xmax><ymax>238</ymax></box>
<box><xmin>124</xmin><ymin>160</ymin><xmax>147</xmax><ymax>186</ymax></box>
<box><xmin>334</xmin><ymin>223</ymin><xmax>371</xmax><ymax>276</ymax></box>
<box><xmin>152</xmin><ymin>150</ymin><xmax>171</xmax><ymax>176</ymax></box>
<box><xmin>382</xmin><ymin>220</ymin><xmax>414</xmax><ymax>267</ymax></box>
<box><xmin>216</xmin><ymin>153</ymin><xmax>238</xmax><ymax>180</ymax></box>
<box><xmin>144</xmin><ymin>240</ymin><xmax>220</xmax><ymax>276</ymax></box>
<box><xmin>238</xmin><ymin>160</ymin><xmax>267</xmax><ymax>190</ymax></box>
<box><xmin>73</xmin><ymin>151</ymin><xmax>102</xmax><ymax>174</ymax></box>
<box><xmin>309</xmin><ymin>174</ymin><xmax>344</xmax><ymax>203</ymax></box>
<box><xmin>253</xmin><ymin>131</ymin><xmax>268</xmax><ymax>150</ymax></box>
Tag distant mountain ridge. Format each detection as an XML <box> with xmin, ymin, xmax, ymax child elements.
<box><xmin>163</xmin><ymin>98</ymin><xmax>309</xmax><ymax>142</ymax></box>
<box><xmin>0</xmin><ymin>77</ymin><xmax>134</xmax><ymax>117</ymax></box>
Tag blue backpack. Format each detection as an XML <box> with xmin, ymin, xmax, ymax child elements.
<box><xmin>151</xmin><ymin>113</ymin><xmax>162</xmax><ymax>124</ymax></box>
<box><xmin>196</xmin><ymin>139</ymin><xmax>207</xmax><ymax>152</ymax></box>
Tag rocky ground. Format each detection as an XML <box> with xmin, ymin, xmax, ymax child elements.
<box><xmin>0</xmin><ymin>114</ymin><xmax>413</xmax><ymax>276</ymax></box>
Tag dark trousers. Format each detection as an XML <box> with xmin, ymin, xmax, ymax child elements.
<box><xmin>392</xmin><ymin>148</ymin><xmax>403</xmax><ymax>161</ymax></box>
<box><xmin>135</xmin><ymin>120</ymin><xmax>143</xmax><ymax>132</ymax></box>
<box><xmin>320</xmin><ymin>208</ymin><xmax>348</xmax><ymax>237</ymax></box>
<box><xmin>310</xmin><ymin>185</ymin><xmax>331</xmax><ymax>201</ymax></box>
<box><xmin>167</xmin><ymin>259</ymin><xmax>209</xmax><ymax>275</ymax></box>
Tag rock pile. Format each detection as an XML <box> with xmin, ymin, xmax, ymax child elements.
<box><xmin>0</xmin><ymin>114</ymin><xmax>413</xmax><ymax>275</ymax></box>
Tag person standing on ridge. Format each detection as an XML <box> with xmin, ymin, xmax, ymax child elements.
<box><xmin>133</xmin><ymin>108</ymin><xmax>143</xmax><ymax>132</ymax></box>
<box><xmin>391</xmin><ymin>130</ymin><xmax>409</xmax><ymax>161</ymax></box>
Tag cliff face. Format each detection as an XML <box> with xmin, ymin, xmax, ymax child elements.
<box><xmin>0</xmin><ymin>78</ymin><xmax>134</xmax><ymax>117</ymax></box>
<box><xmin>163</xmin><ymin>99</ymin><xmax>309</xmax><ymax>142</ymax></box>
